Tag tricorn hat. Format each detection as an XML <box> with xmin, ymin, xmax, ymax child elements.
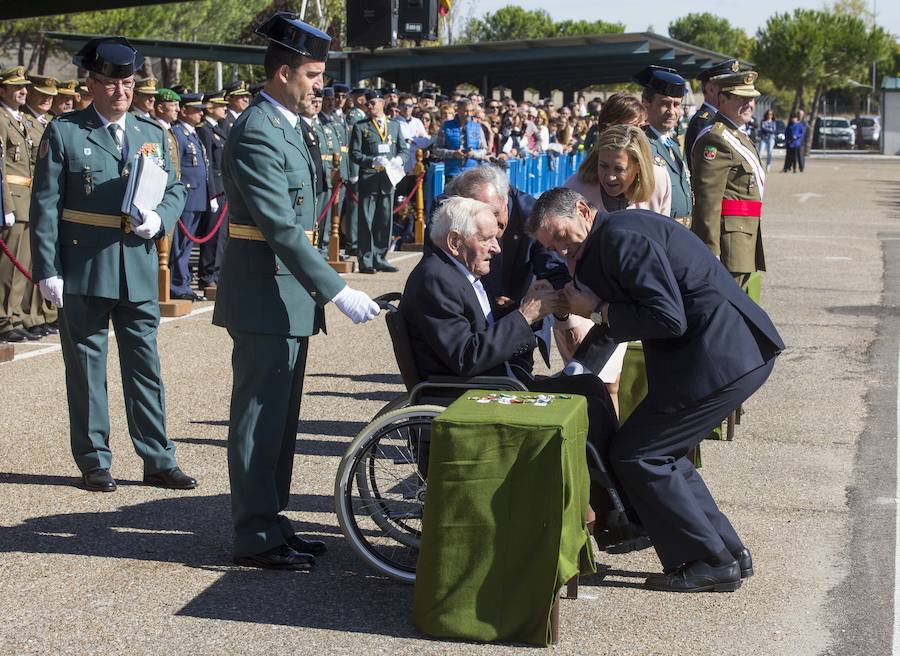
<box><xmin>255</xmin><ymin>12</ymin><xmax>331</xmax><ymax>62</ymax></box>
<box><xmin>73</xmin><ymin>37</ymin><xmax>144</xmax><ymax>79</ymax></box>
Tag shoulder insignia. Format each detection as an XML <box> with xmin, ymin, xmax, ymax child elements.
<box><xmin>699</xmin><ymin>110</ymin><xmax>710</xmax><ymax>119</ymax></box>
<box><xmin>703</xmin><ymin>145</ymin><xmax>718</xmax><ymax>160</ymax></box>
<box><xmin>272</xmin><ymin>116</ymin><xmax>281</xmax><ymax>127</ymax></box>
<box><xmin>38</xmin><ymin>136</ymin><xmax>49</xmax><ymax>159</ymax></box>
<box><xmin>653</xmin><ymin>154</ymin><xmax>664</xmax><ymax>167</ymax></box>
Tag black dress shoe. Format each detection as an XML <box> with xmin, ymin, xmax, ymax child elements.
<box><xmin>375</xmin><ymin>263</ymin><xmax>399</xmax><ymax>273</ymax></box>
<box><xmin>234</xmin><ymin>544</ymin><xmax>315</xmax><ymax>571</ymax></box>
<box><xmin>44</xmin><ymin>323</ymin><xmax>59</xmax><ymax>334</ymax></box>
<box><xmin>171</xmin><ymin>291</ymin><xmax>206</xmax><ymax>302</ymax></box>
<box><xmin>285</xmin><ymin>533</ymin><xmax>327</xmax><ymax>556</ymax></box>
<box><xmin>358</xmin><ymin>266</ymin><xmax>377</xmax><ymax>274</ymax></box>
<box><xmin>733</xmin><ymin>547</ymin><xmax>753</xmax><ymax>578</ymax></box>
<box><xmin>143</xmin><ymin>467</ymin><xmax>198</xmax><ymax>489</ymax></box>
<box><xmin>83</xmin><ymin>468</ymin><xmax>117</xmax><ymax>492</ymax></box>
<box><xmin>20</xmin><ymin>326</ymin><xmax>42</xmax><ymax>341</ymax></box>
<box><xmin>644</xmin><ymin>559</ymin><xmax>742</xmax><ymax>592</ymax></box>
<box><xmin>26</xmin><ymin>325</ymin><xmax>48</xmax><ymax>338</ymax></box>
<box><xmin>0</xmin><ymin>329</ymin><xmax>25</xmax><ymax>343</ymax></box>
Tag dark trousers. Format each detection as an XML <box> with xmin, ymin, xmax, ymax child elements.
<box><xmin>170</xmin><ymin>210</ymin><xmax>203</xmax><ymax>295</ymax></box>
<box><xmin>783</xmin><ymin>146</ymin><xmax>804</xmax><ymax>172</ymax></box>
<box><xmin>341</xmin><ymin>183</ymin><xmax>358</xmax><ymax>254</ymax></box>
<box><xmin>226</xmin><ymin>329</ymin><xmax>309</xmax><ymax>557</ymax></box>
<box><xmin>610</xmin><ymin>359</ymin><xmax>776</xmax><ymax>571</ymax></box>
<box><xmin>357</xmin><ymin>175</ymin><xmax>394</xmax><ymax>270</ymax></box>
<box><xmin>198</xmin><ymin>206</ymin><xmax>225</xmax><ymax>287</ymax></box>
<box><xmin>59</xmin><ymin>294</ymin><xmax>177</xmax><ymax>474</ymax></box>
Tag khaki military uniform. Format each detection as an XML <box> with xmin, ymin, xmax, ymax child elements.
<box><xmin>690</xmin><ymin>114</ymin><xmax>766</xmax><ymax>288</ymax></box>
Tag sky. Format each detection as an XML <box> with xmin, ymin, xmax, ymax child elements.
<box><xmin>459</xmin><ymin>0</ymin><xmax>900</xmax><ymax>38</ymax></box>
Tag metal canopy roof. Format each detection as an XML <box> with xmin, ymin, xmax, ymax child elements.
<box><xmin>0</xmin><ymin>0</ymin><xmax>189</xmax><ymax>20</ymax></box>
<box><xmin>46</xmin><ymin>31</ymin><xmax>730</xmax><ymax>96</ymax></box>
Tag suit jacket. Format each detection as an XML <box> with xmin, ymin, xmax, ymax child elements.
<box><xmin>401</xmin><ymin>248</ymin><xmax>536</xmax><ymax>379</ymax></box>
<box><xmin>320</xmin><ymin>111</ymin><xmax>349</xmax><ymax>180</ymax></box>
<box><xmin>573</xmin><ymin>209</ymin><xmax>783</xmax><ymax>412</ymax></box>
<box><xmin>196</xmin><ymin>118</ymin><xmax>228</xmax><ymax>198</ymax></box>
<box><xmin>349</xmin><ymin>117</ymin><xmax>408</xmax><ymax>192</ymax></box>
<box><xmin>645</xmin><ymin>127</ymin><xmax>692</xmax><ymax>218</ymax></box>
<box><xmin>299</xmin><ymin>118</ymin><xmax>326</xmax><ymax>195</ymax></box>
<box><xmin>690</xmin><ymin>114</ymin><xmax>766</xmax><ymax>273</ymax></box>
<box><xmin>172</xmin><ymin>122</ymin><xmax>209</xmax><ymax>212</ymax></box>
<box><xmin>29</xmin><ymin>107</ymin><xmax>186</xmax><ymax>301</ymax></box>
<box><xmin>212</xmin><ymin>96</ymin><xmax>346</xmax><ymax>337</ymax></box>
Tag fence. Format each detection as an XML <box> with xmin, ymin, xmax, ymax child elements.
<box><xmin>423</xmin><ymin>151</ymin><xmax>588</xmax><ymax>216</ymax></box>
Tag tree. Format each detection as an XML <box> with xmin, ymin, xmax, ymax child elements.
<box><xmin>668</xmin><ymin>13</ymin><xmax>752</xmax><ymax>59</ymax></box>
<box><xmin>463</xmin><ymin>6</ymin><xmax>622</xmax><ymax>43</ymax></box>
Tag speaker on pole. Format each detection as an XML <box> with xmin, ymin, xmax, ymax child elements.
<box><xmin>398</xmin><ymin>0</ymin><xmax>438</xmax><ymax>42</ymax></box>
<box><xmin>346</xmin><ymin>0</ymin><xmax>399</xmax><ymax>49</ymax></box>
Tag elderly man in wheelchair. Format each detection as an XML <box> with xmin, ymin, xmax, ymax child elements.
<box><xmin>335</xmin><ymin>196</ymin><xmax>643</xmax><ymax>582</ymax></box>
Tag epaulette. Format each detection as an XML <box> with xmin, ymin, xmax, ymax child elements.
<box><xmin>133</xmin><ymin>112</ymin><xmax>164</xmax><ymax>133</ymax></box>
<box><xmin>699</xmin><ymin>110</ymin><xmax>710</xmax><ymax>119</ymax></box>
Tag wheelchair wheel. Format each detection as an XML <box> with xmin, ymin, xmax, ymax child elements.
<box><xmin>335</xmin><ymin>404</ymin><xmax>445</xmax><ymax>583</ymax></box>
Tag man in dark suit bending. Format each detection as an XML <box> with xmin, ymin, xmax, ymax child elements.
<box><xmin>526</xmin><ymin>187</ymin><xmax>784</xmax><ymax>593</ymax></box>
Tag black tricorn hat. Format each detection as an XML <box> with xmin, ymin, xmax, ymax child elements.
<box><xmin>73</xmin><ymin>37</ymin><xmax>144</xmax><ymax>79</ymax></box>
<box><xmin>634</xmin><ymin>65</ymin><xmax>687</xmax><ymax>97</ymax></box>
<box><xmin>255</xmin><ymin>12</ymin><xmax>331</xmax><ymax>62</ymax></box>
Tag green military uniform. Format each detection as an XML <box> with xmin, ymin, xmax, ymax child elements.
<box><xmin>691</xmin><ymin>112</ymin><xmax>766</xmax><ymax>288</ymax></box>
<box><xmin>0</xmin><ymin>66</ymin><xmax>41</xmax><ymax>340</ymax></box>
<box><xmin>30</xmin><ymin>104</ymin><xmax>187</xmax><ymax>475</ymax></box>
<box><xmin>154</xmin><ymin>88</ymin><xmax>182</xmax><ymax>182</ymax></box>
<box><xmin>645</xmin><ymin>126</ymin><xmax>692</xmax><ymax>223</ymax></box>
<box><xmin>349</xmin><ymin>113</ymin><xmax>407</xmax><ymax>270</ymax></box>
<box><xmin>314</xmin><ymin>116</ymin><xmax>339</xmax><ymax>254</ymax></box>
<box><xmin>341</xmin><ymin>105</ymin><xmax>366</xmax><ymax>254</ymax></box>
<box><xmin>213</xmin><ymin>94</ymin><xmax>348</xmax><ymax>558</ymax></box>
<box><xmin>684</xmin><ymin>102</ymin><xmax>716</xmax><ymax>170</ymax></box>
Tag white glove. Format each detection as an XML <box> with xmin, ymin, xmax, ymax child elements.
<box><xmin>209</xmin><ymin>197</ymin><xmax>219</xmax><ymax>214</ymax></box>
<box><xmin>390</xmin><ymin>156</ymin><xmax>403</xmax><ymax>168</ymax></box>
<box><xmin>332</xmin><ymin>285</ymin><xmax>380</xmax><ymax>324</ymax></box>
<box><xmin>3</xmin><ymin>212</ymin><xmax>14</xmax><ymax>227</ymax></box>
<box><xmin>562</xmin><ymin>360</ymin><xmax>590</xmax><ymax>376</ymax></box>
<box><xmin>373</xmin><ymin>156</ymin><xmax>389</xmax><ymax>168</ymax></box>
<box><xmin>133</xmin><ymin>209</ymin><xmax>163</xmax><ymax>240</ymax></box>
<box><xmin>349</xmin><ymin>176</ymin><xmax>359</xmax><ymax>184</ymax></box>
<box><xmin>39</xmin><ymin>276</ymin><xmax>64</xmax><ymax>308</ymax></box>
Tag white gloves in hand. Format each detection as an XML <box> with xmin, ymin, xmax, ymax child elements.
<box><xmin>373</xmin><ymin>156</ymin><xmax>389</xmax><ymax>168</ymax></box>
<box><xmin>332</xmin><ymin>285</ymin><xmax>380</xmax><ymax>324</ymax></box>
<box><xmin>562</xmin><ymin>360</ymin><xmax>590</xmax><ymax>376</ymax></box>
<box><xmin>390</xmin><ymin>156</ymin><xmax>403</xmax><ymax>168</ymax></box>
<box><xmin>349</xmin><ymin>176</ymin><xmax>359</xmax><ymax>184</ymax></box>
<box><xmin>209</xmin><ymin>197</ymin><xmax>219</xmax><ymax>214</ymax></box>
<box><xmin>3</xmin><ymin>212</ymin><xmax>15</xmax><ymax>227</ymax></box>
<box><xmin>133</xmin><ymin>209</ymin><xmax>163</xmax><ymax>240</ymax></box>
<box><xmin>39</xmin><ymin>276</ymin><xmax>64</xmax><ymax>307</ymax></box>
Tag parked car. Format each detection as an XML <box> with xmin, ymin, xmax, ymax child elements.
<box><xmin>850</xmin><ymin>115</ymin><xmax>880</xmax><ymax>146</ymax></box>
<box><xmin>813</xmin><ymin>116</ymin><xmax>856</xmax><ymax>149</ymax></box>
<box><xmin>774</xmin><ymin>119</ymin><xmax>786</xmax><ymax>148</ymax></box>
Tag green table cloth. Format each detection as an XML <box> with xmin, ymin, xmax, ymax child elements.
<box><xmin>413</xmin><ymin>390</ymin><xmax>596</xmax><ymax>647</ymax></box>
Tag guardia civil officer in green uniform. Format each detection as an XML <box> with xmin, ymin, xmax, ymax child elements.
<box><xmin>29</xmin><ymin>37</ymin><xmax>197</xmax><ymax>493</ymax></box>
<box><xmin>340</xmin><ymin>87</ymin><xmax>368</xmax><ymax>256</ymax></box>
<box><xmin>349</xmin><ymin>90</ymin><xmax>407</xmax><ymax>273</ymax></box>
<box><xmin>308</xmin><ymin>89</ymin><xmax>340</xmax><ymax>256</ymax></box>
<box><xmin>690</xmin><ymin>70</ymin><xmax>766</xmax><ymax>291</ymax></box>
<box><xmin>214</xmin><ymin>13</ymin><xmax>380</xmax><ymax>571</ymax></box>
<box><xmin>684</xmin><ymin>59</ymin><xmax>742</xmax><ymax>169</ymax></box>
<box><xmin>636</xmin><ymin>66</ymin><xmax>693</xmax><ymax>226</ymax></box>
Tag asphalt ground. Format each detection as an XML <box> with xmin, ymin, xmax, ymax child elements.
<box><xmin>0</xmin><ymin>153</ymin><xmax>897</xmax><ymax>655</ymax></box>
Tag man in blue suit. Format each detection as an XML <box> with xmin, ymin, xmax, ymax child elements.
<box><xmin>169</xmin><ymin>92</ymin><xmax>210</xmax><ymax>301</ymax></box>
<box><xmin>527</xmin><ymin>187</ymin><xmax>783</xmax><ymax>593</ymax></box>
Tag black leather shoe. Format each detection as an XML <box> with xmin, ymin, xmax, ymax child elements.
<box><xmin>20</xmin><ymin>326</ymin><xmax>42</xmax><ymax>341</ymax></box>
<box><xmin>375</xmin><ymin>263</ymin><xmax>399</xmax><ymax>273</ymax></box>
<box><xmin>83</xmin><ymin>468</ymin><xmax>117</xmax><ymax>492</ymax></box>
<box><xmin>733</xmin><ymin>547</ymin><xmax>753</xmax><ymax>578</ymax></box>
<box><xmin>285</xmin><ymin>533</ymin><xmax>327</xmax><ymax>556</ymax></box>
<box><xmin>26</xmin><ymin>325</ymin><xmax>48</xmax><ymax>338</ymax></box>
<box><xmin>171</xmin><ymin>291</ymin><xmax>206</xmax><ymax>302</ymax></box>
<box><xmin>644</xmin><ymin>560</ymin><xmax>742</xmax><ymax>592</ymax></box>
<box><xmin>234</xmin><ymin>544</ymin><xmax>315</xmax><ymax>571</ymax></box>
<box><xmin>143</xmin><ymin>467</ymin><xmax>197</xmax><ymax>489</ymax></box>
<box><xmin>358</xmin><ymin>266</ymin><xmax>376</xmax><ymax>274</ymax></box>
<box><xmin>0</xmin><ymin>329</ymin><xmax>25</xmax><ymax>343</ymax></box>
<box><xmin>44</xmin><ymin>323</ymin><xmax>59</xmax><ymax>334</ymax></box>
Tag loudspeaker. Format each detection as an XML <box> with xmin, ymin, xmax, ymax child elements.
<box><xmin>346</xmin><ymin>0</ymin><xmax>399</xmax><ymax>49</ymax></box>
<box><xmin>398</xmin><ymin>0</ymin><xmax>438</xmax><ymax>42</ymax></box>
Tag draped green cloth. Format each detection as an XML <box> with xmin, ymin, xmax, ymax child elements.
<box><xmin>413</xmin><ymin>391</ymin><xmax>596</xmax><ymax>647</ymax></box>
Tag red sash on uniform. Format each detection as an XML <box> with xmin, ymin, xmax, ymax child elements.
<box><xmin>721</xmin><ymin>199</ymin><xmax>762</xmax><ymax>217</ymax></box>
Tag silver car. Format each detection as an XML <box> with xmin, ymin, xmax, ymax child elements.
<box><xmin>851</xmin><ymin>115</ymin><xmax>880</xmax><ymax>145</ymax></box>
<box><xmin>813</xmin><ymin>116</ymin><xmax>856</xmax><ymax>149</ymax></box>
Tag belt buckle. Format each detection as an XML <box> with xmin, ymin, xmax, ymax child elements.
<box><xmin>121</xmin><ymin>216</ymin><xmax>132</xmax><ymax>234</ymax></box>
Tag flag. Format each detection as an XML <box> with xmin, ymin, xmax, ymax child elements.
<box><xmin>439</xmin><ymin>0</ymin><xmax>451</xmax><ymax>16</ymax></box>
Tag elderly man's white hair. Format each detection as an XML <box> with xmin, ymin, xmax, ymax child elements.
<box><xmin>429</xmin><ymin>196</ymin><xmax>494</xmax><ymax>247</ymax></box>
<box><xmin>444</xmin><ymin>164</ymin><xmax>510</xmax><ymax>202</ymax></box>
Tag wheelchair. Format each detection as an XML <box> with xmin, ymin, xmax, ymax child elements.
<box><xmin>334</xmin><ymin>293</ymin><xmax>646</xmax><ymax>583</ymax></box>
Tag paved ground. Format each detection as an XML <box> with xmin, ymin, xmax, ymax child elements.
<box><xmin>0</xmin><ymin>153</ymin><xmax>897</xmax><ymax>655</ymax></box>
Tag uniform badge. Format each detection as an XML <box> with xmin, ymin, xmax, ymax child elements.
<box><xmin>83</xmin><ymin>148</ymin><xmax>92</xmax><ymax>156</ymax></box>
<box><xmin>653</xmin><ymin>155</ymin><xmax>664</xmax><ymax>167</ymax></box>
<box><xmin>703</xmin><ymin>146</ymin><xmax>718</xmax><ymax>160</ymax></box>
<box><xmin>38</xmin><ymin>137</ymin><xmax>49</xmax><ymax>159</ymax></box>
<box><xmin>272</xmin><ymin>116</ymin><xmax>281</xmax><ymax>127</ymax></box>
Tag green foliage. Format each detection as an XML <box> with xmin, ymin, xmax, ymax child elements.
<box><xmin>667</xmin><ymin>13</ymin><xmax>752</xmax><ymax>58</ymax></box>
<box><xmin>463</xmin><ymin>6</ymin><xmax>623</xmax><ymax>43</ymax></box>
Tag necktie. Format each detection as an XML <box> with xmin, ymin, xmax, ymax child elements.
<box><xmin>108</xmin><ymin>124</ymin><xmax>121</xmax><ymax>153</ymax></box>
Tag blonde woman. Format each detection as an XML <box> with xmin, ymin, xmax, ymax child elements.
<box><xmin>559</xmin><ymin>124</ymin><xmax>672</xmax><ymax>415</ymax></box>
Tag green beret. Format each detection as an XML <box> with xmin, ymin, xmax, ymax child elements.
<box><xmin>156</xmin><ymin>88</ymin><xmax>180</xmax><ymax>102</ymax></box>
